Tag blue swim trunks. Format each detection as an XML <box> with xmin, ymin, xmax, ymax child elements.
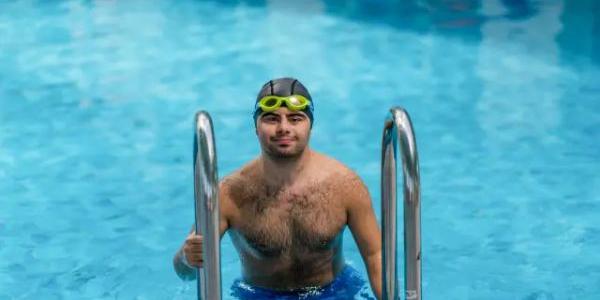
<box><xmin>230</xmin><ymin>265</ymin><xmax>375</xmax><ymax>299</ymax></box>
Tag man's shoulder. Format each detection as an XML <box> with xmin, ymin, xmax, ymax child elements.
<box><xmin>310</xmin><ymin>152</ymin><xmax>370</xmax><ymax>207</ymax></box>
<box><xmin>311</xmin><ymin>151</ymin><xmax>359</xmax><ymax>179</ymax></box>
<box><xmin>219</xmin><ymin>159</ymin><xmax>261</xmax><ymax>202</ymax></box>
<box><xmin>221</xmin><ymin>158</ymin><xmax>260</xmax><ymax>183</ymax></box>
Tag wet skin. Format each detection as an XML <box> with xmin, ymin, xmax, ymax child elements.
<box><xmin>174</xmin><ymin>107</ymin><xmax>382</xmax><ymax>298</ymax></box>
<box><xmin>224</xmin><ymin>155</ymin><xmax>353</xmax><ymax>289</ymax></box>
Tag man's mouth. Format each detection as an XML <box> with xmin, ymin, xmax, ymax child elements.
<box><xmin>273</xmin><ymin>137</ymin><xmax>295</xmax><ymax>145</ymax></box>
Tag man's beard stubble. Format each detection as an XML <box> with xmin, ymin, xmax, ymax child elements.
<box><xmin>263</xmin><ymin>141</ymin><xmax>306</xmax><ymax>161</ymax></box>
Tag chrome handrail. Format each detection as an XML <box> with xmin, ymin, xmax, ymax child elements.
<box><xmin>193</xmin><ymin>111</ymin><xmax>222</xmax><ymax>300</ymax></box>
<box><xmin>381</xmin><ymin>107</ymin><xmax>422</xmax><ymax>300</ymax></box>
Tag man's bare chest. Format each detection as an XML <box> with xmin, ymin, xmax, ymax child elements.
<box><xmin>233</xmin><ymin>187</ymin><xmax>347</xmax><ymax>256</ymax></box>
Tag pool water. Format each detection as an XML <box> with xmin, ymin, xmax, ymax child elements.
<box><xmin>0</xmin><ymin>0</ymin><xmax>598</xmax><ymax>299</ymax></box>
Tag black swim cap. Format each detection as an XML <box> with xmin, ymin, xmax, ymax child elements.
<box><xmin>253</xmin><ymin>77</ymin><xmax>314</xmax><ymax>127</ymax></box>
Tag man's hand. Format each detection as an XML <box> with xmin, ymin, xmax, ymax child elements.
<box><xmin>174</xmin><ymin>179</ymin><xmax>231</xmax><ymax>280</ymax></box>
<box><xmin>181</xmin><ymin>231</ymin><xmax>204</xmax><ymax>268</ymax></box>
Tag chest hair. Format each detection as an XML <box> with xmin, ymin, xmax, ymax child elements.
<box><xmin>235</xmin><ymin>181</ymin><xmax>346</xmax><ymax>256</ymax></box>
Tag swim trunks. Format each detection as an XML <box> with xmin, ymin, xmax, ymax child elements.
<box><xmin>230</xmin><ymin>265</ymin><xmax>375</xmax><ymax>299</ymax></box>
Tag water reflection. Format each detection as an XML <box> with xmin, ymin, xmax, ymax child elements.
<box><xmin>476</xmin><ymin>0</ymin><xmax>564</xmax><ymax>148</ymax></box>
<box><xmin>557</xmin><ymin>0</ymin><xmax>600</xmax><ymax>66</ymax></box>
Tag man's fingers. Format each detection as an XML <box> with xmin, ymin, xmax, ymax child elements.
<box><xmin>188</xmin><ymin>255</ymin><xmax>204</xmax><ymax>263</ymax></box>
<box><xmin>185</xmin><ymin>235</ymin><xmax>203</xmax><ymax>243</ymax></box>
<box><xmin>186</xmin><ymin>238</ymin><xmax>203</xmax><ymax>245</ymax></box>
<box><xmin>182</xmin><ymin>232</ymin><xmax>204</xmax><ymax>268</ymax></box>
<box><xmin>184</xmin><ymin>236</ymin><xmax>203</xmax><ymax>252</ymax></box>
<box><xmin>187</xmin><ymin>256</ymin><xmax>202</xmax><ymax>262</ymax></box>
<box><xmin>183</xmin><ymin>245</ymin><xmax>203</xmax><ymax>254</ymax></box>
<box><xmin>187</xmin><ymin>231</ymin><xmax>203</xmax><ymax>238</ymax></box>
<box><xmin>183</xmin><ymin>239</ymin><xmax>203</xmax><ymax>260</ymax></box>
<box><xmin>186</xmin><ymin>253</ymin><xmax>204</xmax><ymax>268</ymax></box>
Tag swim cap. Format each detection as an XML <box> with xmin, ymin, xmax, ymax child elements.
<box><xmin>253</xmin><ymin>77</ymin><xmax>314</xmax><ymax>127</ymax></box>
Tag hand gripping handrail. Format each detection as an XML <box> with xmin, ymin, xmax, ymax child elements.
<box><xmin>381</xmin><ymin>107</ymin><xmax>422</xmax><ymax>300</ymax></box>
<box><xmin>193</xmin><ymin>111</ymin><xmax>222</xmax><ymax>300</ymax></box>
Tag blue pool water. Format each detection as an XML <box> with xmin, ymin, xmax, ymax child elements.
<box><xmin>1</xmin><ymin>0</ymin><xmax>599</xmax><ymax>299</ymax></box>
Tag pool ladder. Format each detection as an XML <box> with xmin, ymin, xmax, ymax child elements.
<box><xmin>381</xmin><ymin>107</ymin><xmax>422</xmax><ymax>300</ymax></box>
<box><xmin>193</xmin><ymin>107</ymin><xmax>422</xmax><ymax>300</ymax></box>
<box><xmin>193</xmin><ymin>112</ymin><xmax>222</xmax><ymax>300</ymax></box>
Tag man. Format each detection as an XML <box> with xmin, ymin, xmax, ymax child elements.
<box><xmin>173</xmin><ymin>77</ymin><xmax>382</xmax><ymax>299</ymax></box>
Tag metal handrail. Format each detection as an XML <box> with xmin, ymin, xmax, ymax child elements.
<box><xmin>381</xmin><ymin>107</ymin><xmax>422</xmax><ymax>300</ymax></box>
<box><xmin>193</xmin><ymin>111</ymin><xmax>222</xmax><ymax>300</ymax></box>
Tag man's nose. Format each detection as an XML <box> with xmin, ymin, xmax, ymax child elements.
<box><xmin>276</xmin><ymin>119</ymin><xmax>291</xmax><ymax>134</ymax></box>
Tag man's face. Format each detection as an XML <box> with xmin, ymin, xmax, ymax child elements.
<box><xmin>256</xmin><ymin>107</ymin><xmax>311</xmax><ymax>159</ymax></box>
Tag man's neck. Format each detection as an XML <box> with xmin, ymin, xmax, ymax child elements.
<box><xmin>260</xmin><ymin>148</ymin><xmax>312</xmax><ymax>188</ymax></box>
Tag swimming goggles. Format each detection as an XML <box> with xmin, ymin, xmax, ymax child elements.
<box><xmin>257</xmin><ymin>95</ymin><xmax>311</xmax><ymax>112</ymax></box>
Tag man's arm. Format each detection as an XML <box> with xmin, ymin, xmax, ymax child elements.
<box><xmin>345</xmin><ymin>173</ymin><xmax>382</xmax><ymax>300</ymax></box>
<box><xmin>173</xmin><ymin>181</ymin><xmax>233</xmax><ymax>280</ymax></box>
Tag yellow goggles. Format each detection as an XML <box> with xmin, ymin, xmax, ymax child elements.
<box><xmin>257</xmin><ymin>95</ymin><xmax>311</xmax><ymax>113</ymax></box>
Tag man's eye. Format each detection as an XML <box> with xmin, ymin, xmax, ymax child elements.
<box><xmin>290</xmin><ymin>117</ymin><xmax>303</xmax><ymax>122</ymax></box>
